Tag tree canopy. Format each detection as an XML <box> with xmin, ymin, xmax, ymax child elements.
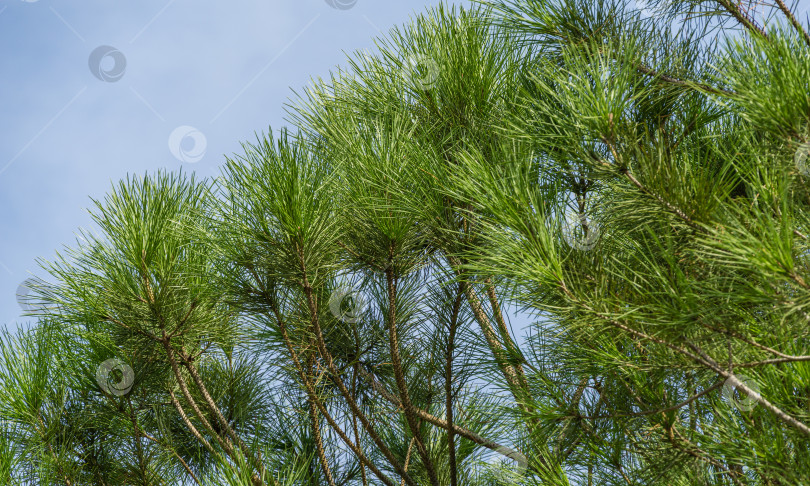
<box><xmin>3</xmin><ymin>0</ymin><xmax>810</xmax><ymax>484</ymax></box>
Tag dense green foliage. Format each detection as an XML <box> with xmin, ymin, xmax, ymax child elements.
<box><xmin>3</xmin><ymin>0</ymin><xmax>810</xmax><ymax>484</ymax></box>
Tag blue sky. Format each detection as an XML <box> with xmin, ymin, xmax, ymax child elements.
<box><xmin>0</xmin><ymin>0</ymin><xmax>473</xmax><ymax>328</ymax></box>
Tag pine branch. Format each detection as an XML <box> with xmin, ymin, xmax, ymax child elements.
<box><xmin>354</xmin><ymin>365</ymin><xmax>532</xmax><ymax>468</ymax></box>
<box><xmin>294</xmin><ymin>249</ymin><xmax>417</xmax><ymax>486</ymax></box>
<box><xmin>444</xmin><ymin>285</ymin><xmax>464</xmax><ymax>486</ymax></box>
<box><xmin>686</xmin><ymin>342</ymin><xmax>810</xmax><ymax>437</ymax></box>
<box><xmin>273</xmin><ymin>304</ymin><xmax>400</xmax><ymax>486</ymax></box>
<box><xmin>384</xmin><ymin>264</ymin><xmax>441</xmax><ymax>486</ymax></box>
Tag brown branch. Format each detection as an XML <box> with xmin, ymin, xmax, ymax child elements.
<box><xmin>598</xmin><ymin>138</ymin><xmax>699</xmax><ymax>232</ymax></box>
<box><xmin>282</xmin><ymin>251</ymin><xmax>417</xmax><ymax>486</ymax></box>
<box><xmin>351</xmin><ymin>333</ymin><xmax>369</xmax><ymax>486</ymax></box>
<box><xmin>274</xmin><ymin>307</ymin><xmax>400</xmax><ymax>486</ymax></box>
<box><xmin>620</xmin><ymin>167</ymin><xmax>698</xmax><ymax>229</ymax></box>
<box><xmin>564</xmin><ymin>285</ymin><xmax>810</xmax><ymax>437</ymax></box>
<box><xmin>445</xmin><ymin>285</ymin><xmax>464</xmax><ymax>486</ymax></box>
<box><xmin>168</xmin><ymin>388</ymin><xmax>216</xmax><ymax>455</ymax></box>
<box><xmin>485</xmin><ymin>278</ymin><xmax>530</xmax><ymax>390</ymax></box>
<box><xmin>354</xmin><ymin>365</ymin><xmax>527</xmax><ymax>463</ymax></box>
<box><xmin>447</xmin><ymin>256</ymin><xmax>529</xmax><ymax>405</ymax></box>
<box><xmin>308</xmin><ymin>357</ymin><xmax>337</xmax><ymax>486</ymax></box>
<box><xmin>385</xmin><ymin>264</ymin><xmax>441</xmax><ymax>486</ymax></box>
<box><xmin>774</xmin><ymin>0</ymin><xmax>810</xmax><ymax>48</ymax></box>
<box><xmin>715</xmin><ymin>0</ymin><xmax>769</xmax><ymax>38</ymax></box>
<box><xmin>400</xmin><ymin>437</ymin><xmax>416</xmax><ymax>486</ymax></box>
<box><xmin>162</xmin><ymin>336</ymin><xmax>238</xmax><ymax>463</ymax></box>
<box><xmin>686</xmin><ymin>342</ymin><xmax>810</xmax><ymax>437</ymax></box>
<box><xmin>181</xmin><ymin>353</ymin><xmax>266</xmax><ymax>481</ymax></box>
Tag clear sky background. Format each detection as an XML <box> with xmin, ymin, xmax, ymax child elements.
<box><xmin>2</xmin><ymin>0</ymin><xmax>810</xmax><ymax>331</ymax></box>
<box><xmin>0</xmin><ymin>0</ymin><xmax>475</xmax><ymax>329</ymax></box>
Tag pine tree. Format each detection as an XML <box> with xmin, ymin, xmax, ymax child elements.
<box><xmin>1</xmin><ymin>1</ymin><xmax>809</xmax><ymax>484</ymax></box>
